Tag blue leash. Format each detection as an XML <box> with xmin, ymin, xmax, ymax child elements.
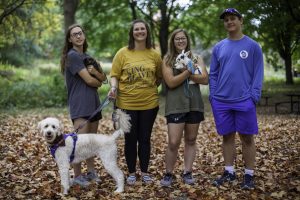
<box><xmin>183</xmin><ymin>60</ymin><xmax>195</xmax><ymax>98</ymax></box>
<box><xmin>74</xmin><ymin>95</ymin><xmax>111</xmax><ymax>133</ymax></box>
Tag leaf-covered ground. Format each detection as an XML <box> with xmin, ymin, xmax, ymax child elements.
<box><xmin>0</xmin><ymin>110</ymin><xmax>299</xmax><ymax>200</ymax></box>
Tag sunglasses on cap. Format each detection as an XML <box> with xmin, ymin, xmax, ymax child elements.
<box><xmin>220</xmin><ymin>8</ymin><xmax>242</xmax><ymax>19</ymax></box>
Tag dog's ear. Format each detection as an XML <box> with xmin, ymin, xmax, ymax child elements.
<box><xmin>181</xmin><ymin>50</ymin><xmax>185</xmax><ymax>54</ymax></box>
<box><xmin>37</xmin><ymin>120</ymin><xmax>44</xmax><ymax>135</ymax></box>
<box><xmin>57</xmin><ymin>119</ymin><xmax>64</xmax><ymax>135</ymax></box>
<box><xmin>185</xmin><ymin>51</ymin><xmax>191</xmax><ymax>57</ymax></box>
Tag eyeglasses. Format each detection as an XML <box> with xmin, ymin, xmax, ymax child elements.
<box><xmin>174</xmin><ymin>37</ymin><xmax>187</xmax><ymax>42</ymax></box>
<box><xmin>71</xmin><ymin>31</ymin><xmax>84</xmax><ymax>38</ymax></box>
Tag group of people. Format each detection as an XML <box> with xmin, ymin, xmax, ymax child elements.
<box><xmin>60</xmin><ymin>8</ymin><xmax>264</xmax><ymax>191</ymax></box>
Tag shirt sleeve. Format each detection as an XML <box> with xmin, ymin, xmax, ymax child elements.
<box><xmin>110</xmin><ymin>49</ymin><xmax>123</xmax><ymax>79</ymax></box>
<box><xmin>251</xmin><ymin>43</ymin><xmax>264</xmax><ymax>102</ymax></box>
<box><xmin>67</xmin><ymin>51</ymin><xmax>85</xmax><ymax>75</ymax></box>
<box><xmin>209</xmin><ymin>46</ymin><xmax>219</xmax><ymax>101</ymax></box>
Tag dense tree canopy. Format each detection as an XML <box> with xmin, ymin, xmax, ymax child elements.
<box><xmin>1</xmin><ymin>0</ymin><xmax>299</xmax><ymax>84</ymax></box>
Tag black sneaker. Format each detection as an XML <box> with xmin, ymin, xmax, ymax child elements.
<box><xmin>241</xmin><ymin>174</ymin><xmax>255</xmax><ymax>189</ymax></box>
<box><xmin>160</xmin><ymin>173</ymin><xmax>174</xmax><ymax>187</ymax></box>
<box><xmin>182</xmin><ymin>171</ymin><xmax>195</xmax><ymax>185</ymax></box>
<box><xmin>212</xmin><ymin>170</ymin><xmax>236</xmax><ymax>186</ymax></box>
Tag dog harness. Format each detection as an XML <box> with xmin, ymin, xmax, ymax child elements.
<box><xmin>49</xmin><ymin>133</ymin><xmax>78</xmax><ymax>163</ymax></box>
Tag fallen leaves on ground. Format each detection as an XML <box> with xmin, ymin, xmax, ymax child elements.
<box><xmin>0</xmin><ymin>112</ymin><xmax>299</xmax><ymax>200</ymax></box>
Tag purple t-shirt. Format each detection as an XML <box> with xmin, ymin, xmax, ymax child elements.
<box><xmin>65</xmin><ymin>49</ymin><xmax>100</xmax><ymax>120</ymax></box>
<box><xmin>209</xmin><ymin>36</ymin><xmax>264</xmax><ymax>103</ymax></box>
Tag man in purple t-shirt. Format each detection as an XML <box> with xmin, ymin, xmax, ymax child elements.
<box><xmin>209</xmin><ymin>8</ymin><xmax>264</xmax><ymax>190</ymax></box>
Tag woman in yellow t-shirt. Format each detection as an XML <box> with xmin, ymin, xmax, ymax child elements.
<box><xmin>109</xmin><ymin>19</ymin><xmax>162</xmax><ymax>185</ymax></box>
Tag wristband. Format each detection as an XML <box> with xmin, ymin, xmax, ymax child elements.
<box><xmin>111</xmin><ymin>86</ymin><xmax>117</xmax><ymax>92</ymax></box>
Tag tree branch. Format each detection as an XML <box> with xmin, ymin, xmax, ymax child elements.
<box><xmin>0</xmin><ymin>0</ymin><xmax>26</xmax><ymax>24</ymax></box>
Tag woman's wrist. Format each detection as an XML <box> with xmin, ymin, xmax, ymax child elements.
<box><xmin>186</xmin><ymin>69</ymin><xmax>192</xmax><ymax>76</ymax></box>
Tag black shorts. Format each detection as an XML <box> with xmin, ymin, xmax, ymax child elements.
<box><xmin>166</xmin><ymin>111</ymin><xmax>204</xmax><ymax>124</ymax></box>
<box><xmin>72</xmin><ymin>112</ymin><xmax>102</xmax><ymax>123</ymax></box>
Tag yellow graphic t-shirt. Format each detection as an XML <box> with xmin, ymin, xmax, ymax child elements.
<box><xmin>110</xmin><ymin>47</ymin><xmax>162</xmax><ymax>110</ymax></box>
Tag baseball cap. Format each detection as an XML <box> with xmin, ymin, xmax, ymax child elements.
<box><xmin>220</xmin><ymin>8</ymin><xmax>242</xmax><ymax>19</ymax></box>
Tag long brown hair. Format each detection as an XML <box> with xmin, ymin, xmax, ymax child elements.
<box><xmin>164</xmin><ymin>29</ymin><xmax>192</xmax><ymax>67</ymax></box>
<box><xmin>128</xmin><ymin>19</ymin><xmax>153</xmax><ymax>50</ymax></box>
<box><xmin>60</xmin><ymin>24</ymin><xmax>88</xmax><ymax>74</ymax></box>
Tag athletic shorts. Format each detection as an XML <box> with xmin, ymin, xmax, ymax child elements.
<box><xmin>72</xmin><ymin>112</ymin><xmax>102</xmax><ymax>123</ymax></box>
<box><xmin>166</xmin><ymin>111</ymin><xmax>204</xmax><ymax>124</ymax></box>
<box><xmin>211</xmin><ymin>98</ymin><xmax>258</xmax><ymax>135</ymax></box>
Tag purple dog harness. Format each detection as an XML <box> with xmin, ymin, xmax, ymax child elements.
<box><xmin>49</xmin><ymin>133</ymin><xmax>78</xmax><ymax>163</ymax></box>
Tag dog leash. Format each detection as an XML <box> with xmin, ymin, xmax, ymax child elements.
<box><xmin>184</xmin><ymin>79</ymin><xmax>193</xmax><ymax>98</ymax></box>
<box><xmin>74</xmin><ymin>95</ymin><xmax>112</xmax><ymax>133</ymax></box>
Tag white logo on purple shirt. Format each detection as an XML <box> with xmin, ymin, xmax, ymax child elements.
<box><xmin>240</xmin><ymin>50</ymin><xmax>248</xmax><ymax>59</ymax></box>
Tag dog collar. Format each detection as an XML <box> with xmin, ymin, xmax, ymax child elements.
<box><xmin>49</xmin><ymin>133</ymin><xmax>78</xmax><ymax>163</ymax></box>
<box><xmin>48</xmin><ymin>134</ymin><xmax>65</xmax><ymax>146</ymax></box>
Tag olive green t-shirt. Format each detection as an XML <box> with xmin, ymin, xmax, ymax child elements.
<box><xmin>110</xmin><ymin>47</ymin><xmax>162</xmax><ymax>110</ymax></box>
<box><xmin>165</xmin><ymin>67</ymin><xmax>204</xmax><ymax>116</ymax></box>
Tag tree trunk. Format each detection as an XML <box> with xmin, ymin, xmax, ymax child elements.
<box><xmin>277</xmin><ymin>29</ymin><xmax>294</xmax><ymax>85</ymax></box>
<box><xmin>158</xmin><ymin>0</ymin><xmax>169</xmax><ymax>96</ymax></box>
<box><xmin>63</xmin><ymin>0</ymin><xmax>79</xmax><ymax>33</ymax></box>
<box><xmin>284</xmin><ymin>54</ymin><xmax>294</xmax><ymax>85</ymax></box>
<box><xmin>158</xmin><ymin>0</ymin><xmax>169</xmax><ymax>58</ymax></box>
<box><xmin>129</xmin><ymin>0</ymin><xmax>137</xmax><ymax>20</ymax></box>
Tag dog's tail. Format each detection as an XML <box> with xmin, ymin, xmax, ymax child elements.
<box><xmin>111</xmin><ymin>109</ymin><xmax>131</xmax><ymax>140</ymax></box>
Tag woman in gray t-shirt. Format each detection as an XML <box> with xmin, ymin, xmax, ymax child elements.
<box><xmin>60</xmin><ymin>24</ymin><xmax>107</xmax><ymax>186</ymax></box>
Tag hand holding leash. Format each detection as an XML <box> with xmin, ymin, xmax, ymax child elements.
<box><xmin>108</xmin><ymin>86</ymin><xmax>117</xmax><ymax>100</ymax></box>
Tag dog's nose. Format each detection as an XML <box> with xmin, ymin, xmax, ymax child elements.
<box><xmin>47</xmin><ymin>131</ymin><xmax>52</xmax><ymax>135</ymax></box>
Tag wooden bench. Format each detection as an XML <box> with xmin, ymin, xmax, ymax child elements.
<box><xmin>258</xmin><ymin>95</ymin><xmax>271</xmax><ymax>106</ymax></box>
<box><xmin>275</xmin><ymin>100</ymin><xmax>300</xmax><ymax>114</ymax></box>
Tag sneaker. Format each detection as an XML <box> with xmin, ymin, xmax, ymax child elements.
<box><xmin>142</xmin><ymin>174</ymin><xmax>153</xmax><ymax>184</ymax></box>
<box><xmin>212</xmin><ymin>170</ymin><xmax>236</xmax><ymax>187</ymax></box>
<box><xmin>182</xmin><ymin>171</ymin><xmax>195</xmax><ymax>185</ymax></box>
<box><xmin>85</xmin><ymin>171</ymin><xmax>101</xmax><ymax>183</ymax></box>
<box><xmin>160</xmin><ymin>173</ymin><xmax>174</xmax><ymax>187</ymax></box>
<box><xmin>241</xmin><ymin>174</ymin><xmax>255</xmax><ymax>189</ymax></box>
<box><xmin>72</xmin><ymin>174</ymin><xmax>90</xmax><ymax>187</ymax></box>
<box><xmin>126</xmin><ymin>174</ymin><xmax>136</xmax><ymax>185</ymax></box>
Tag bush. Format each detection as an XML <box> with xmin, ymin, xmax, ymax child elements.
<box><xmin>0</xmin><ymin>78</ymin><xmax>67</xmax><ymax>109</ymax></box>
<box><xmin>0</xmin><ymin>61</ymin><xmax>111</xmax><ymax>110</ymax></box>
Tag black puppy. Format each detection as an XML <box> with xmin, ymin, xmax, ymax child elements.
<box><xmin>83</xmin><ymin>57</ymin><xmax>107</xmax><ymax>83</ymax></box>
<box><xmin>83</xmin><ymin>56</ymin><xmax>102</xmax><ymax>73</ymax></box>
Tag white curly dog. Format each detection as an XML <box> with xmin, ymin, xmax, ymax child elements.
<box><xmin>38</xmin><ymin>109</ymin><xmax>131</xmax><ymax>195</ymax></box>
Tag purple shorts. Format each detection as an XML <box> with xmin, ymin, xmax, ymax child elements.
<box><xmin>211</xmin><ymin>98</ymin><xmax>258</xmax><ymax>135</ymax></box>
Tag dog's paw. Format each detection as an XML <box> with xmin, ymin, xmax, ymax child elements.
<box><xmin>114</xmin><ymin>188</ymin><xmax>124</xmax><ymax>193</ymax></box>
<box><xmin>61</xmin><ymin>188</ymin><xmax>69</xmax><ymax>195</ymax></box>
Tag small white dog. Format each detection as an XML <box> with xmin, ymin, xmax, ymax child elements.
<box><xmin>38</xmin><ymin>109</ymin><xmax>131</xmax><ymax>195</ymax></box>
<box><xmin>174</xmin><ymin>50</ymin><xmax>202</xmax><ymax>84</ymax></box>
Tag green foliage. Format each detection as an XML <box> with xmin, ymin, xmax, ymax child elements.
<box><xmin>0</xmin><ymin>61</ymin><xmax>109</xmax><ymax>110</ymax></box>
<box><xmin>0</xmin><ymin>64</ymin><xmax>67</xmax><ymax>109</ymax></box>
<box><xmin>77</xmin><ymin>1</ymin><xmax>132</xmax><ymax>58</ymax></box>
<box><xmin>0</xmin><ymin>1</ymin><xmax>63</xmax><ymax>66</ymax></box>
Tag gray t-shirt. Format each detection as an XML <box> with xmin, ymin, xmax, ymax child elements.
<box><xmin>65</xmin><ymin>48</ymin><xmax>100</xmax><ymax>120</ymax></box>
